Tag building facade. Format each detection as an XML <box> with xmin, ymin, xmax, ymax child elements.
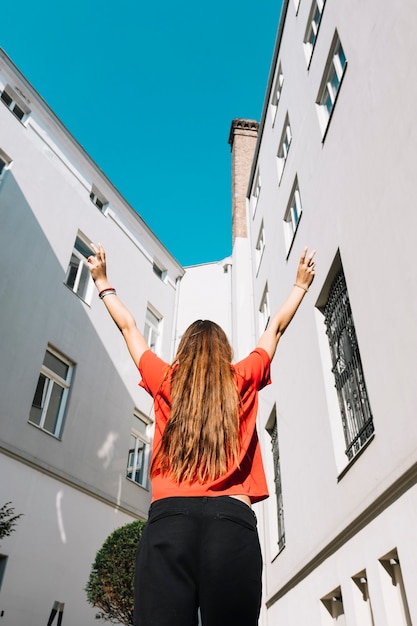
<box><xmin>246</xmin><ymin>0</ymin><xmax>417</xmax><ymax>624</ymax></box>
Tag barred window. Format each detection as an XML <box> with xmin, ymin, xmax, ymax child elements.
<box><xmin>324</xmin><ymin>269</ymin><xmax>374</xmax><ymax>460</ymax></box>
<box><xmin>267</xmin><ymin>406</ymin><xmax>285</xmax><ymax>552</ymax></box>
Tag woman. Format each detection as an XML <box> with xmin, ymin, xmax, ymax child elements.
<box><xmin>88</xmin><ymin>244</ymin><xmax>316</xmax><ymax>626</ymax></box>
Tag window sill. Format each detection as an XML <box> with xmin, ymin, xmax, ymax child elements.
<box><xmin>126</xmin><ymin>475</ymin><xmax>149</xmax><ymax>491</ymax></box>
<box><xmin>63</xmin><ymin>282</ymin><xmax>92</xmax><ymax>307</ymax></box>
<box><xmin>28</xmin><ymin>419</ymin><xmax>62</xmax><ymax>441</ymax></box>
<box><xmin>337</xmin><ymin>433</ymin><xmax>375</xmax><ymax>482</ymax></box>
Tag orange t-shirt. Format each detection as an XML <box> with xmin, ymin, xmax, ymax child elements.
<box><xmin>138</xmin><ymin>347</ymin><xmax>271</xmax><ymax>503</ymax></box>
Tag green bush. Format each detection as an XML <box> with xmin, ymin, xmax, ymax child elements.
<box><xmin>86</xmin><ymin>519</ymin><xmax>146</xmax><ymax>625</ymax></box>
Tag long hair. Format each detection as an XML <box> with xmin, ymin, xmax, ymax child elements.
<box><xmin>150</xmin><ymin>320</ymin><xmax>240</xmax><ymax>484</ymax></box>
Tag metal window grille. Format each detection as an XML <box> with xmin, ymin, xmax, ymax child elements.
<box><xmin>324</xmin><ymin>270</ymin><xmax>374</xmax><ymax>460</ymax></box>
<box><xmin>269</xmin><ymin>418</ymin><xmax>285</xmax><ymax>551</ymax></box>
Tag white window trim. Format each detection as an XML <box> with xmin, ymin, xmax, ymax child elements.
<box><xmin>270</xmin><ymin>63</ymin><xmax>284</xmax><ymax>126</ymax></box>
<box><xmin>65</xmin><ymin>234</ymin><xmax>95</xmax><ymax>304</ymax></box>
<box><xmin>284</xmin><ymin>182</ymin><xmax>303</xmax><ymax>255</ymax></box>
<box><xmin>303</xmin><ymin>0</ymin><xmax>326</xmax><ymax>65</ymax></box>
<box><xmin>153</xmin><ymin>260</ymin><xmax>168</xmax><ymax>282</ymax></box>
<box><xmin>29</xmin><ymin>346</ymin><xmax>73</xmax><ymax>438</ymax></box>
<box><xmin>277</xmin><ymin>114</ymin><xmax>292</xmax><ymax>183</ymax></box>
<box><xmin>251</xmin><ymin>170</ymin><xmax>261</xmax><ymax>217</ymax></box>
<box><xmin>259</xmin><ymin>284</ymin><xmax>270</xmax><ymax>334</ymax></box>
<box><xmin>90</xmin><ymin>185</ymin><xmax>108</xmax><ymax>212</ymax></box>
<box><xmin>144</xmin><ymin>304</ymin><xmax>163</xmax><ymax>354</ymax></box>
<box><xmin>255</xmin><ymin>222</ymin><xmax>265</xmax><ymax>274</ymax></box>
<box><xmin>1</xmin><ymin>85</ymin><xmax>30</xmax><ymax>123</ymax></box>
<box><xmin>126</xmin><ymin>412</ymin><xmax>152</xmax><ymax>489</ymax></box>
<box><xmin>0</xmin><ymin>148</ymin><xmax>12</xmax><ymax>183</ymax></box>
<box><xmin>316</xmin><ymin>33</ymin><xmax>347</xmax><ymax>137</ymax></box>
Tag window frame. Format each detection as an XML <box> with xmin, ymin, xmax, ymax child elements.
<box><xmin>126</xmin><ymin>412</ymin><xmax>152</xmax><ymax>489</ymax></box>
<box><xmin>316</xmin><ymin>33</ymin><xmax>347</xmax><ymax>137</ymax></box>
<box><xmin>0</xmin><ymin>148</ymin><xmax>12</xmax><ymax>183</ymax></box>
<box><xmin>0</xmin><ymin>86</ymin><xmax>30</xmax><ymax>123</ymax></box>
<box><xmin>89</xmin><ymin>185</ymin><xmax>108</xmax><ymax>212</ymax></box>
<box><xmin>29</xmin><ymin>346</ymin><xmax>74</xmax><ymax>439</ymax></box>
<box><xmin>323</xmin><ymin>268</ymin><xmax>374</xmax><ymax>462</ymax></box>
<box><xmin>259</xmin><ymin>284</ymin><xmax>270</xmax><ymax>333</ymax></box>
<box><xmin>284</xmin><ymin>181</ymin><xmax>303</xmax><ymax>256</ymax></box>
<box><xmin>266</xmin><ymin>405</ymin><xmax>286</xmax><ymax>553</ymax></box>
<box><xmin>270</xmin><ymin>63</ymin><xmax>284</xmax><ymax>126</ymax></box>
<box><xmin>144</xmin><ymin>305</ymin><xmax>163</xmax><ymax>353</ymax></box>
<box><xmin>255</xmin><ymin>221</ymin><xmax>266</xmax><ymax>273</ymax></box>
<box><xmin>152</xmin><ymin>260</ymin><xmax>167</xmax><ymax>282</ymax></box>
<box><xmin>304</xmin><ymin>0</ymin><xmax>326</xmax><ymax>65</ymax></box>
<box><xmin>251</xmin><ymin>169</ymin><xmax>261</xmax><ymax>217</ymax></box>
<box><xmin>64</xmin><ymin>234</ymin><xmax>95</xmax><ymax>304</ymax></box>
<box><xmin>277</xmin><ymin>114</ymin><xmax>292</xmax><ymax>182</ymax></box>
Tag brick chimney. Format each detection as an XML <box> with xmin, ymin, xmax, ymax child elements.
<box><xmin>228</xmin><ymin>119</ymin><xmax>259</xmax><ymax>244</ymax></box>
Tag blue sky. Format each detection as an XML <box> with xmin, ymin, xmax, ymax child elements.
<box><xmin>2</xmin><ymin>1</ymin><xmax>282</xmax><ymax>266</ymax></box>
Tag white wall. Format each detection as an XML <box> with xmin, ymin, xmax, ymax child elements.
<box><xmin>176</xmin><ymin>260</ymin><xmax>232</xmax><ymax>351</ymax></box>
<box><xmin>246</xmin><ymin>0</ymin><xmax>417</xmax><ymax>622</ymax></box>
<box><xmin>0</xmin><ymin>455</ymin><xmax>135</xmax><ymax>626</ymax></box>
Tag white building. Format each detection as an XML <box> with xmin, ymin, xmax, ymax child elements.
<box><xmin>245</xmin><ymin>0</ymin><xmax>417</xmax><ymax>624</ymax></box>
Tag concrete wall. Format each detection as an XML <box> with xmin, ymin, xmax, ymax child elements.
<box><xmin>247</xmin><ymin>0</ymin><xmax>417</xmax><ymax>622</ymax></box>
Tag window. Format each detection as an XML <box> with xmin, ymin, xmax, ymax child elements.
<box><xmin>379</xmin><ymin>550</ymin><xmax>412</xmax><ymax>626</ymax></box>
<box><xmin>283</xmin><ymin>181</ymin><xmax>302</xmax><ymax>254</ymax></box>
<box><xmin>1</xmin><ymin>86</ymin><xmax>30</xmax><ymax>122</ymax></box>
<box><xmin>266</xmin><ymin>406</ymin><xmax>285</xmax><ymax>552</ymax></box>
<box><xmin>277</xmin><ymin>115</ymin><xmax>292</xmax><ymax>182</ymax></box>
<box><xmin>316</xmin><ymin>34</ymin><xmax>347</xmax><ymax>135</ymax></box>
<box><xmin>255</xmin><ymin>222</ymin><xmax>265</xmax><ymax>272</ymax></box>
<box><xmin>323</xmin><ymin>268</ymin><xmax>374</xmax><ymax>461</ymax></box>
<box><xmin>270</xmin><ymin>63</ymin><xmax>284</xmax><ymax>124</ymax></box>
<box><xmin>321</xmin><ymin>587</ymin><xmax>346</xmax><ymax>624</ymax></box>
<box><xmin>65</xmin><ymin>234</ymin><xmax>95</xmax><ymax>303</ymax></box>
<box><xmin>29</xmin><ymin>347</ymin><xmax>73</xmax><ymax>438</ymax></box>
<box><xmin>152</xmin><ymin>260</ymin><xmax>167</xmax><ymax>281</ymax></box>
<box><xmin>0</xmin><ymin>148</ymin><xmax>12</xmax><ymax>183</ymax></box>
<box><xmin>251</xmin><ymin>170</ymin><xmax>261</xmax><ymax>216</ymax></box>
<box><xmin>259</xmin><ymin>284</ymin><xmax>270</xmax><ymax>332</ymax></box>
<box><xmin>144</xmin><ymin>306</ymin><xmax>162</xmax><ymax>353</ymax></box>
<box><xmin>0</xmin><ymin>554</ymin><xmax>8</xmax><ymax>591</ymax></box>
<box><xmin>351</xmin><ymin>571</ymin><xmax>375</xmax><ymax>626</ymax></box>
<box><xmin>89</xmin><ymin>185</ymin><xmax>108</xmax><ymax>211</ymax></box>
<box><xmin>304</xmin><ymin>0</ymin><xmax>326</xmax><ymax>64</ymax></box>
<box><xmin>126</xmin><ymin>413</ymin><xmax>151</xmax><ymax>489</ymax></box>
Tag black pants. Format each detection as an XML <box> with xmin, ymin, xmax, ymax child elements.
<box><xmin>134</xmin><ymin>496</ymin><xmax>263</xmax><ymax>626</ymax></box>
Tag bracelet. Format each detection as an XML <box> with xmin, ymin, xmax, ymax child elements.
<box><xmin>99</xmin><ymin>288</ymin><xmax>117</xmax><ymax>299</ymax></box>
<box><xmin>294</xmin><ymin>283</ymin><xmax>308</xmax><ymax>293</ymax></box>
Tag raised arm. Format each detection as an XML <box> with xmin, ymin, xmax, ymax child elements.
<box><xmin>257</xmin><ymin>247</ymin><xmax>316</xmax><ymax>360</ymax></box>
<box><xmin>87</xmin><ymin>243</ymin><xmax>149</xmax><ymax>367</ymax></box>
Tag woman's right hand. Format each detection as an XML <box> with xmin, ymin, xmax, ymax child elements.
<box><xmin>87</xmin><ymin>243</ymin><xmax>110</xmax><ymax>290</ymax></box>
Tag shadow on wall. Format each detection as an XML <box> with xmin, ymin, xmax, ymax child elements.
<box><xmin>0</xmin><ymin>171</ymin><xmax>151</xmax><ymax>514</ymax></box>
